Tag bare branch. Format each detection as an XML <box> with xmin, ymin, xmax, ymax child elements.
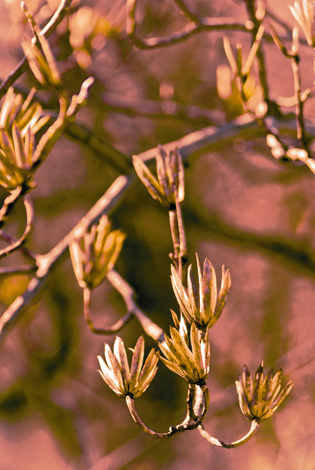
<box><xmin>198</xmin><ymin>420</ymin><xmax>260</xmax><ymax>448</ymax></box>
<box><xmin>0</xmin><ymin>194</ymin><xmax>34</xmax><ymax>258</ymax></box>
<box><xmin>107</xmin><ymin>269</ymin><xmax>164</xmax><ymax>342</ymax></box>
<box><xmin>0</xmin><ymin>264</ymin><xmax>36</xmax><ymax>276</ymax></box>
<box><xmin>83</xmin><ymin>286</ymin><xmax>132</xmax><ymax>335</ymax></box>
<box><xmin>127</xmin><ymin>0</ymin><xmax>251</xmax><ymax>50</ymax></box>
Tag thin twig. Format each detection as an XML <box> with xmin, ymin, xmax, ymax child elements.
<box><xmin>0</xmin><ymin>231</ymin><xmax>38</xmax><ymax>261</ymax></box>
<box><xmin>198</xmin><ymin>419</ymin><xmax>260</xmax><ymax>448</ymax></box>
<box><xmin>0</xmin><ymin>265</ymin><xmax>37</xmax><ymax>276</ymax></box>
<box><xmin>173</xmin><ymin>0</ymin><xmax>200</xmax><ymax>23</ymax></box>
<box><xmin>243</xmin><ymin>0</ymin><xmax>279</xmax><ymax>115</ymax></box>
<box><xmin>83</xmin><ymin>286</ymin><xmax>132</xmax><ymax>335</ymax></box>
<box><xmin>127</xmin><ymin>0</ymin><xmax>251</xmax><ymax>50</ymax></box>
<box><xmin>291</xmin><ymin>29</ymin><xmax>308</xmax><ymax>149</ymax></box>
<box><xmin>125</xmin><ymin>383</ymin><xmax>208</xmax><ymax>439</ymax></box>
<box><xmin>0</xmin><ymin>194</ymin><xmax>34</xmax><ymax>258</ymax></box>
<box><xmin>0</xmin><ymin>186</ymin><xmax>24</xmax><ymax>229</ymax></box>
<box><xmin>106</xmin><ymin>269</ymin><xmax>164</xmax><ymax>342</ymax></box>
<box><xmin>102</xmin><ymin>92</ymin><xmax>224</xmax><ymax>125</ymax></box>
<box><xmin>0</xmin><ymin>0</ymin><xmax>73</xmax><ymax>100</ymax></box>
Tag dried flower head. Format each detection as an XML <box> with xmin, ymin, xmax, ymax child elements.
<box><xmin>0</xmin><ymin>125</ymin><xmax>36</xmax><ymax>190</ymax></box>
<box><xmin>236</xmin><ymin>363</ymin><xmax>294</xmax><ymax>422</ymax></box>
<box><xmin>0</xmin><ymin>88</ymin><xmax>49</xmax><ymax>190</ymax></box>
<box><xmin>21</xmin><ymin>2</ymin><xmax>61</xmax><ymax>88</ymax></box>
<box><xmin>171</xmin><ymin>254</ymin><xmax>231</xmax><ymax>330</ymax></box>
<box><xmin>159</xmin><ymin>321</ymin><xmax>210</xmax><ymax>384</ymax></box>
<box><xmin>290</xmin><ymin>0</ymin><xmax>315</xmax><ymax>47</ymax></box>
<box><xmin>133</xmin><ymin>146</ymin><xmax>184</xmax><ymax>208</ymax></box>
<box><xmin>98</xmin><ymin>336</ymin><xmax>159</xmax><ymax>398</ymax></box>
<box><xmin>70</xmin><ymin>215</ymin><xmax>125</xmax><ymax>289</ymax></box>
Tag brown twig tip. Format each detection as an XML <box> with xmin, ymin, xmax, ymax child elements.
<box><xmin>20</xmin><ymin>2</ymin><xmax>28</xmax><ymax>14</ymax></box>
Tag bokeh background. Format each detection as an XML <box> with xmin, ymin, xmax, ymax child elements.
<box><xmin>0</xmin><ymin>0</ymin><xmax>314</xmax><ymax>469</ymax></box>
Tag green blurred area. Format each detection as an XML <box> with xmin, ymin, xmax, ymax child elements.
<box><xmin>0</xmin><ymin>0</ymin><xmax>314</xmax><ymax>469</ymax></box>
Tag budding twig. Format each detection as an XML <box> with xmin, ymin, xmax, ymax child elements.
<box><xmin>0</xmin><ymin>194</ymin><xmax>34</xmax><ymax>258</ymax></box>
<box><xmin>83</xmin><ymin>286</ymin><xmax>132</xmax><ymax>335</ymax></box>
<box><xmin>198</xmin><ymin>420</ymin><xmax>260</xmax><ymax>448</ymax></box>
<box><xmin>125</xmin><ymin>383</ymin><xmax>209</xmax><ymax>439</ymax></box>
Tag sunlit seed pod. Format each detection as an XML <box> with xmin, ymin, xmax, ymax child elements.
<box><xmin>98</xmin><ymin>336</ymin><xmax>158</xmax><ymax>398</ymax></box>
<box><xmin>171</xmin><ymin>253</ymin><xmax>231</xmax><ymax>330</ymax></box>
<box><xmin>69</xmin><ymin>216</ymin><xmax>125</xmax><ymax>289</ymax></box>
<box><xmin>159</xmin><ymin>321</ymin><xmax>210</xmax><ymax>384</ymax></box>
<box><xmin>133</xmin><ymin>146</ymin><xmax>185</xmax><ymax>208</ymax></box>
<box><xmin>235</xmin><ymin>363</ymin><xmax>293</xmax><ymax>422</ymax></box>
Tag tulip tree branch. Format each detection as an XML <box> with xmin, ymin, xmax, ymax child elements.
<box><xmin>83</xmin><ymin>286</ymin><xmax>133</xmax><ymax>335</ymax></box>
<box><xmin>169</xmin><ymin>192</ymin><xmax>187</xmax><ymax>283</ymax></box>
<box><xmin>101</xmin><ymin>92</ymin><xmax>224</xmax><ymax>126</ymax></box>
<box><xmin>198</xmin><ymin>419</ymin><xmax>260</xmax><ymax>448</ymax></box>
<box><xmin>243</xmin><ymin>0</ymin><xmax>274</xmax><ymax>113</ymax></box>
<box><xmin>0</xmin><ymin>230</ymin><xmax>38</xmax><ymax>261</ymax></box>
<box><xmin>0</xmin><ymin>185</ymin><xmax>28</xmax><ymax>229</ymax></box>
<box><xmin>172</xmin><ymin>0</ymin><xmax>200</xmax><ymax>23</ymax></box>
<box><xmin>0</xmin><ymin>112</ymin><xmax>311</xmax><ymax>341</ymax></box>
<box><xmin>106</xmin><ymin>269</ymin><xmax>165</xmax><ymax>342</ymax></box>
<box><xmin>0</xmin><ymin>0</ymin><xmax>73</xmax><ymax>100</ymax></box>
<box><xmin>0</xmin><ymin>264</ymin><xmax>37</xmax><ymax>276</ymax></box>
<box><xmin>291</xmin><ymin>34</ymin><xmax>308</xmax><ymax>149</ymax></box>
<box><xmin>0</xmin><ymin>194</ymin><xmax>34</xmax><ymax>258</ymax></box>
<box><xmin>127</xmin><ymin>0</ymin><xmax>251</xmax><ymax>50</ymax></box>
<box><xmin>125</xmin><ymin>383</ymin><xmax>209</xmax><ymax>439</ymax></box>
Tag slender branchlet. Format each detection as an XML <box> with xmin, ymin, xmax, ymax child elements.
<box><xmin>198</xmin><ymin>420</ymin><xmax>260</xmax><ymax>449</ymax></box>
<box><xmin>0</xmin><ymin>194</ymin><xmax>34</xmax><ymax>258</ymax></box>
<box><xmin>83</xmin><ymin>286</ymin><xmax>132</xmax><ymax>335</ymax></box>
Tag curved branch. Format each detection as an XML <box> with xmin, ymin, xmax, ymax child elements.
<box><xmin>82</xmin><ymin>286</ymin><xmax>132</xmax><ymax>335</ymax></box>
<box><xmin>0</xmin><ymin>264</ymin><xmax>36</xmax><ymax>276</ymax></box>
<box><xmin>173</xmin><ymin>0</ymin><xmax>200</xmax><ymax>23</ymax></box>
<box><xmin>125</xmin><ymin>383</ymin><xmax>209</xmax><ymax>439</ymax></box>
<box><xmin>0</xmin><ymin>186</ymin><xmax>24</xmax><ymax>229</ymax></box>
<box><xmin>127</xmin><ymin>0</ymin><xmax>251</xmax><ymax>50</ymax></box>
<box><xmin>106</xmin><ymin>269</ymin><xmax>165</xmax><ymax>342</ymax></box>
<box><xmin>198</xmin><ymin>419</ymin><xmax>260</xmax><ymax>448</ymax></box>
<box><xmin>0</xmin><ymin>194</ymin><xmax>34</xmax><ymax>259</ymax></box>
<box><xmin>0</xmin><ymin>231</ymin><xmax>38</xmax><ymax>261</ymax></box>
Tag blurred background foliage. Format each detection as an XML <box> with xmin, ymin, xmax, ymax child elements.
<box><xmin>0</xmin><ymin>0</ymin><xmax>314</xmax><ymax>469</ymax></box>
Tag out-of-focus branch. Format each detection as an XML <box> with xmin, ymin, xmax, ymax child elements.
<box><xmin>0</xmin><ymin>186</ymin><xmax>26</xmax><ymax>228</ymax></box>
<box><xmin>243</xmin><ymin>0</ymin><xmax>278</xmax><ymax>114</ymax></box>
<box><xmin>127</xmin><ymin>0</ymin><xmax>251</xmax><ymax>50</ymax></box>
<box><xmin>107</xmin><ymin>269</ymin><xmax>164</xmax><ymax>342</ymax></box>
<box><xmin>0</xmin><ymin>264</ymin><xmax>36</xmax><ymax>276</ymax></box>
<box><xmin>0</xmin><ymin>194</ymin><xmax>34</xmax><ymax>258</ymax></box>
<box><xmin>291</xmin><ymin>29</ymin><xmax>308</xmax><ymax>149</ymax></box>
<box><xmin>0</xmin><ymin>231</ymin><xmax>37</xmax><ymax>261</ymax></box>
<box><xmin>173</xmin><ymin>0</ymin><xmax>200</xmax><ymax>23</ymax></box>
<box><xmin>64</xmin><ymin>121</ymin><xmax>132</xmax><ymax>174</ymax></box>
<box><xmin>102</xmin><ymin>92</ymin><xmax>224</xmax><ymax>125</ymax></box>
